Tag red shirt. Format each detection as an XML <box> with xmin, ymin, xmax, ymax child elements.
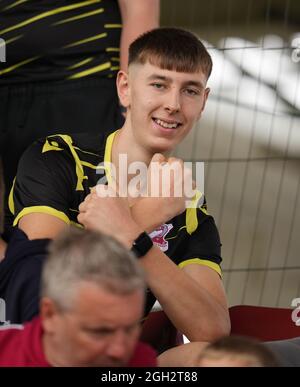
<box><xmin>0</xmin><ymin>317</ymin><xmax>157</xmax><ymax>367</ymax></box>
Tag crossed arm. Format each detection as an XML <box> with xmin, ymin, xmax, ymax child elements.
<box><xmin>17</xmin><ymin>159</ymin><xmax>230</xmax><ymax>342</ymax></box>
<box><xmin>15</xmin><ymin>149</ymin><xmax>230</xmax><ymax>342</ymax></box>
<box><xmin>77</xmin><ymin>186</ymin><xmax>230</xmax><ymax>342</ymax></box>
<box><xmin>17</xmin><ymin>188</ymin><xmax>230</xmax><ymax>342</ymax></box>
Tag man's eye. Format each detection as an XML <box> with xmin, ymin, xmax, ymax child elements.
<box><xmin>151</xmin><ymin>83</ymin><xmax>165</xmax><ymax>89</ymax></box>
<box><xmin>185</xmin><ymin>88</ymin><xmax>198</xmax><ymax>96</ymax></box>
<box><xmin>88</xmin><ymin>328</ymin><xmax>112</xmax><ymax>337</ymax></box>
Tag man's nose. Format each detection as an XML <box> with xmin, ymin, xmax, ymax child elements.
<box><xmin>106</xmin><ymin>331</ymin><xmax>129</xmax><ymax>361</ymax></box>
<box><xmin>164</xmin><ymin>90</ymin><xmax>181</xmax><ymax>113</ymax></box>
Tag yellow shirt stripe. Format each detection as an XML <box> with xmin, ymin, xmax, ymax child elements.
<box><xmin>104</xmin><ymin>24</ymin><xmax>122</xmax><ymax>28</ymax></box>
<box><xmin>4</xmin><ymin>35</ymin><xmax>23</xmax><ymax>45</ymax></box>
<box><xmin>3</xmin><ymin>0</ymin><xmax>28</xmax><ymax>11</ymax></box>
<box><xmin>53</xmin><ymin>8</ymin><xmax>104</xmax><ymax>26</ymax></box>
<box><xmin>68</xmin><ymin>61</ymin><xmax>111</xmax><ymax>79</ymax></box>
<box><xmin>0</xmin><ymin>0</ymin><xmax>101</xmax><ymax>35</ymax></box>
<box><xmin>186</xmin><ymin>190</ymin><xmax>207</xmax><ymax>234</ymax></box>
<box><xmin>103</xmin><ymin>130</ymin><xmax>118</xmax><ymax>185</ymax></box>
<box><xmin>179</xmin><ymin>258</ymin><xmax>222</xmax><ymax>277</ymax></box>
<box><xmin>67</xmin><ymin>57</ymin><xmax>94</xmax><ymax>70</ymax></box>
<box><xmin>13</xmin><ymin>206</ymin><xmax>71</xmax><ymax>227</ymax></box>
<box><xmin>80</xmin><ymin>160</ymin><xmax>106</xmax><ymax>170</ymax></box>
<box><xmin>64</xmin><ymin>32</ymin><xmax>107</xmax><ymax>49</ymax></box>
<box><xmin>106</xmin><ymin>47</ymin><xmax>120</xmax><ymax>52</ymax></box>
<box><xmin>8</xmin><ymin>178</ymin><xmax>16</xmax><ymax>215</ymax></box>
<box><xmin>0</xmin><ymin>56</ymin><xmax>39</xmax><ymax>76</ymax></box>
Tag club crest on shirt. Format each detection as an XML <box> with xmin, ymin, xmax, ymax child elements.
<box><xmin>149</xmin><ymin>224</ymin><xmax>173</xmax><ymax>252</ymax></box>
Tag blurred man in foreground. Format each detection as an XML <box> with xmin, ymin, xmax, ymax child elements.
<box><xmin>0</xmin><ymin>228</ymin><xmax>156</xmax><ymax>367</ymax></box>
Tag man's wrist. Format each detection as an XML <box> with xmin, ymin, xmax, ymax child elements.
<box><xmin>130</xmin><ymin>200</ymin><xmax>164</xmax><ymax>233</ymax></box>
<box><xmin>122</xmin><ymin>222</ymin><xmax>143</xmax><ymax>249</ymax></box>
<box><xmin>131</xmin><ymin>231</ymin><xmax>153</xmax><ymax>258</ymax></box>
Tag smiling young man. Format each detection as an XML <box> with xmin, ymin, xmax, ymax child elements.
<box><xmin>7</xmin><ymin>28</ymin><xmax>230</xmax><ymax>350</ymax></box>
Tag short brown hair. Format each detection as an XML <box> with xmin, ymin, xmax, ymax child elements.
<box><xmin>198</xmin><ymin>336</ymin><xmax>279</xmax><ymax>367</ymax></box>
<box><xmin>129</xmin><ymin>28</ymin><xmax>212</xmax><ymax>79</ymax></box>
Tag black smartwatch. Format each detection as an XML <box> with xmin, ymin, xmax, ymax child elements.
<box><xmin>131</xmin><ymin>232</ymin><xmax>153</xmax><ymax>258</ymax></box>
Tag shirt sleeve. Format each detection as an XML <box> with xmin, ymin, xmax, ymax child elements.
<box><xmin>179</xmin><ymin>211</ymin><xmax>223</xmax><ymax>276</ymax></box>
<box><xmin>9</xmin><ymin>140</ymin><xmax>74</xmax><ymax>226</ymax></box>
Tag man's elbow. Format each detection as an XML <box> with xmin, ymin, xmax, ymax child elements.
<box><xmin>210</xmin><ymin>315</ymin><xmax>231</xmax><ymax>341</ymax></box>
<box><xmin>188</xmin><ymin>312</ymin><xmax>231</xmax><ymax>342</ymax></box>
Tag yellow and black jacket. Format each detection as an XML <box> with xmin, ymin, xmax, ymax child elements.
<box><xmin>8</xmin><ymin>130</ymin><xmax>223</xmax><ymax>314</ymax></box>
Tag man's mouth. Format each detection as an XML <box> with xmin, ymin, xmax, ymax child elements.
<box><xmin>152</xmin><ymin>118</ymin><xmax>182</xmax><ymax>129</ymax></box>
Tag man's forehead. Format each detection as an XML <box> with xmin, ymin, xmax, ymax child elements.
<box><xmin>70</xmin><ymin>285</ymin><xmax>144</xmax><ymax>324</ymax></box>
<box><xmin>130</xmin><ymin>62</ymin><xmax>207</xmax><ymax>86</ymax></box>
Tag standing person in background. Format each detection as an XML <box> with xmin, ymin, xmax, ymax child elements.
<box><xmin>0</xmin><ymin>0</ymin><xmax>159</xmax><ymax>204</ymax></box>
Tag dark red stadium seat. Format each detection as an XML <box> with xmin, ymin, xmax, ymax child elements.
<box><xmin>141</xmin><ymin>305</ymin><xmax>300</xmax><ymax>353</ymax></box>
<box><xmin>140</xmin><ymin>310</ymin><xmax>183</xmax><ymax>352</ymax></box>
<box><xmin>229</xmin><ymin>305</ymin><xmax>300</xmax><ymax>341</ymax></box>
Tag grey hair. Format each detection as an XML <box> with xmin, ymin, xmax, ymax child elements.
<box><xmin>41</xmin><ymin>227</ymin><xmax>146</xmax><ymax>311</ymax></box>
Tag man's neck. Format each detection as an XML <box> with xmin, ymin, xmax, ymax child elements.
<box><xmin>112</xmin><ymin>123</ymin><xmax>154</xmax><ymax>169</ymax></box>
<box><xmin>111</xmin><ymin>126</ymin><xmax>154</xmax><ymax>203</ymax></box>
<box><xmin>111</xmin><ymin>120</ymin><xmax>171</xmax><ymax>202</ymax></box>
<box><xmin>42</xmin><ymin>333</ymin><xmax>66</xmax><ymax>367</ymax></box>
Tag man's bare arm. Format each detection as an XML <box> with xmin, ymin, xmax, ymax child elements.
<box><xmin>18</xmin><ymin>213</ymin><xmax>68</xmax><ymax>240</ymax></box>
<box><xmin>118</xmin><ymin>0</ymin><xmax>160</xmax><ymax>72</ymax></box>
<box><xmin>78</xmin><ymin>189</ymin><xmax>230</xmax><ymax>342</ymax></box>
<box><xmin>139</xmin><ymin>246</ymin><xmax>230</xmax><ymax>342</ymax></box>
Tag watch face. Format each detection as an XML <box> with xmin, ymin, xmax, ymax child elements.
<box><xmin>131</xmin><ymin>232</ymin><xmax>153</xmax><ymax>258</ymax></box>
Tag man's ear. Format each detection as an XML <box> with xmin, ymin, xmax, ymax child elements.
<box><xmin>117</xmin><ymin>70</ymin><xmax>130</xmax><ymax>108</ymax></box>
<box><xmin>40</xmin><ymin>297</ymin><xmax>60</xmax><ymax>334</ymax></box>
<box><xmin>198</xmin><ymin>87</ymin><xmax>210</xmax><ymax>119</ymax></box>
<box><xmin>202</xmin><ymin>87</ymin><xmax>210</xmax><ymax>111</ymax></box>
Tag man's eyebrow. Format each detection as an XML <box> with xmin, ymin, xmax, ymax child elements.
<box><xmin>147</xmin><ymin>74</ymin><xmax>171</xmax><ymax>82</ymax></box>
<box><xmin>147</xmin><ymin>74</ymin><xmax>205</xmax><ymax>89</ymax></box>
<box><xmin>184</xmin><ymin>80</ymin><xmax>205</xmax><ymax>89</ymax></box>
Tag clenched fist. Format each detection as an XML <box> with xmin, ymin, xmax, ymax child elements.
<box><xmin>78</xmin><ymin>185</ymin><xmax>141</xmax><ymax>248</ymax></box>
<box><xmin>130</xmin><ymin>154</ymin><xmax>196</xmax><ymax>232</ymax></box>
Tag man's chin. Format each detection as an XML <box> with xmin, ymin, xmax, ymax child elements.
<box><xmin>148</xmin><ymin>139</ymin><xmax>175</xmax><ymax>154</ymax></box>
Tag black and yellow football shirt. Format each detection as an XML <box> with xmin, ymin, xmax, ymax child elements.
<box><xmin>8</xmin><ymin>130</ymin><xmax>223</xmax><ymax>315</ymax></box>
<box><xmin>0</xmin><ymin>0</ymin><xmax>121</xmax><ymax>84</ymax></box>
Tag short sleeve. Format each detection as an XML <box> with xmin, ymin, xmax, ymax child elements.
<box><xmin>179</xmin><ymin>213</ymin><xmax>223</xmax><ymax>276</ymax></box>
<box><xmin>9</xmin><ymin>140</ymin><xmax>74</xmax><ymax>226</ymax></box>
